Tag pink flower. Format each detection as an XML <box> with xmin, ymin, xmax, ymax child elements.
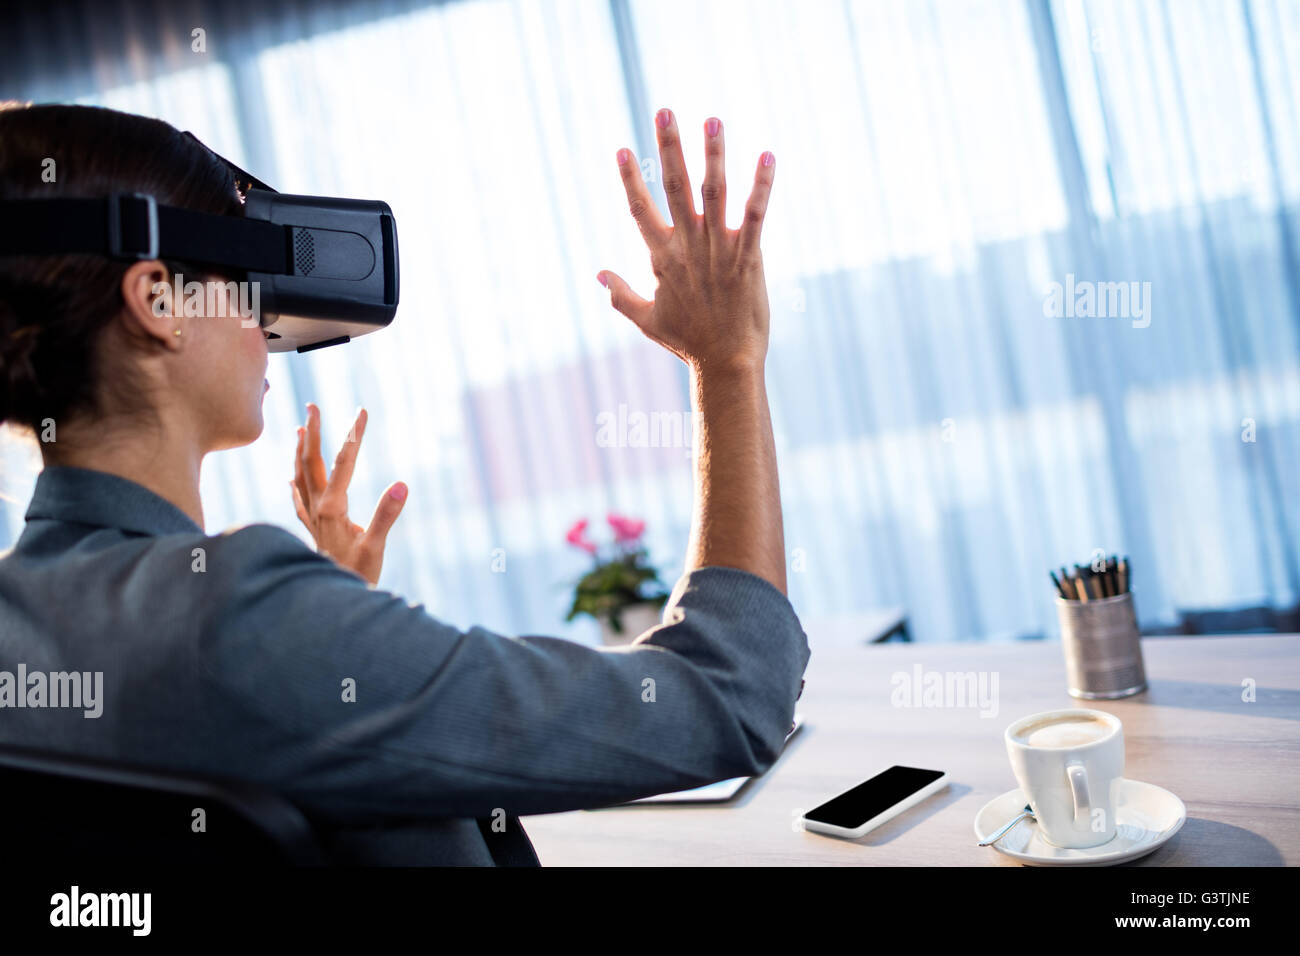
<box><xmin>607</xmin><ymin>512</ymin><xmax>646</xmax><ymax>544</ymax></box>
<box><xmin>565</xmin><ymin>518</ymin><xmax>598</xmax><ymax>555</ymax></box>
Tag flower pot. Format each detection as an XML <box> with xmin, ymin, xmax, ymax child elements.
<box><xmin>599</xmin><ymin>602</ymin><xmax>665</xmax><ymax>646</ymax></box>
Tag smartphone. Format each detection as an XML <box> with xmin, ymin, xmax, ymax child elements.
<box><xmin>801</xmin><ymin>766</ymin><xmax>949</xmax><ymax>839</ymax></box>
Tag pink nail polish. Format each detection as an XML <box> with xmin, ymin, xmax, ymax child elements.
<box><xmin>597</xmin><ymin>272</ymin><xmax>608</xmax><ymax>287</ymax></box>
<box><xmin>617</xmin><ymin>148</ymin><xmax>630</xmax><ymax>166</ymax></box>
<box><xmin>762</xmin><ymin>151</ymin><xmax>775</xmax><ymax>167</ymax></box>
<box><xmin>656</xmin><ymin>109</ymin><xmax>671</xmax><ymax>129</ymax></box>
<box><xmin>388</xmin><ymin>483</ymin><xmax>408</xmax><ymax>502</ymax></box>
<box><xmin>706</xmin><ymin>118</ymin><xmax>720</xmax><ymax>137</ymax></box>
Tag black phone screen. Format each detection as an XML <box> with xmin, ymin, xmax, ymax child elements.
<box><xmin>804</xmin><ymin>766</ymin><xmax>946</xmax><ymax>828</ymax></box>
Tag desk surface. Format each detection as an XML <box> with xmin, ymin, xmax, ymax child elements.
<box><xmin>523</xmin><ymin>634</ymin><xmax>1300</xmax><ymax>865</ymax></box>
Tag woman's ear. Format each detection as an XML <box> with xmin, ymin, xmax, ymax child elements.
<box><xmin>119</xmin><ymin>260</ymin><xmax>182</xmax><ymax>349</ymax></box>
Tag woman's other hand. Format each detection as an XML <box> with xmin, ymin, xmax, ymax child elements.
<box><xmin>598</xmin><ymin>110</ymin><xmax>788</xmax><ymax>594</ymax></box>
<box><xmin>598</xmin><ymin>109</ymin><xmax>775</xmax><ymax>376</ymax></box>
<box><xmin>290</xmin><ymin>403</ymin><xmax>407</xmax><ymax>586</ymax></box>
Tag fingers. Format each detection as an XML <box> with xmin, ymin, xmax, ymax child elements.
<box><xmin>654</xmin><ymin>108</ymin><xmax>697</xmax><ymax>228</ymax></box>
<box><xmin>293</xmin><ymin>425</ymin><xmax>310</xmax><ymax>510</ymax></box>
<box><xmin>701</xmin><ymin>116</ymin><xmax>726</xmax><ymax>235</ymax></box>
<box><xmin>299</xmin><ymin>404</ymin><xmax>328</xmax><ymax>503</ymax></box>
<box><xmin>322</xmin><ymin>408</ymin><xmax>367</xmax><ymax>509</ymax></box>
<box><xmin>360</xmin><ymin>481</ymin><xmax>409</xmax><ymax>561</ymax></box>
<box><xmin>289</xmin><ymin>480</ymin><xmax>312</xmax><ymax>531</ymax></box>
<box><xmin>738</xmin><ymin>151</ymin><xmax>776</xmax><ymax>260</ymax></box>
<box><xmin>597</xmin><ymin>270</ymin><xmax>654</xmax><ymax>332</ymax></box>
<box><xmin>618</xmin><ymin>148</ymin><xmax>670</xmax><ymax>249</ymax></box>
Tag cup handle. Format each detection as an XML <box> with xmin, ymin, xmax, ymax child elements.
<box><xmin>1066</xmin><ymin>761</ymin><xmax>1091</xmax><ymax>827</ymax></box>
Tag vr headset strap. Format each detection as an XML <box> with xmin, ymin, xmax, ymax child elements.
<box><xmin>0</xmin><ymin>194</ymin><xmax>289</xmax><ymax>274</ymax></box>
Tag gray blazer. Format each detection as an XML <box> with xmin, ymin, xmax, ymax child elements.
<box><xmin>0</xmin><ymin>466</ymin><xmax>810</xmax><ymax>864</ymax></box>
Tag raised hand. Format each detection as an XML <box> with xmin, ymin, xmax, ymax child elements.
<box><xmin>598</xmin><ymin>109</ymin><xmax>775</xmax><ymax>375</ymax></box>
<box><xmin>598</xmin><ymin>110</ymin><xmax>788</xmax><ymax>594</ymax></box>
<box><xmin>290</xmin><ymin>403</ymin><xmax>407</xmax><ymax>587</ymax></box>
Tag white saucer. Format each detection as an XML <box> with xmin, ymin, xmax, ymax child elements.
<box><xmin>973</xmin><ymin>778</ymin><xmax>1186</xmax><ymax>866</ymax></box>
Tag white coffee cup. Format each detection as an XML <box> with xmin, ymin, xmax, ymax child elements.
<box><xmin>1004</xmin><ymin>708</ymin><xmax>1124</xmax><ymax>849</ymax></box>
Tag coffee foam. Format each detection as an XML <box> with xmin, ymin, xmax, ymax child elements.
<box><xmin>1016</xmin><ymin>715</ymin><xmax>1111</xmax><ymax>749</ymax></box>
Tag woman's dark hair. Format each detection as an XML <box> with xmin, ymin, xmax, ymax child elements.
<box><xmin>0</xmin><ymin>103</ymin><xmax>243</xmax><ymax>433</ymax></box>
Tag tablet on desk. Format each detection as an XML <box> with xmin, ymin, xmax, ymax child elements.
<box><xmin>620</xmin><ymin>714</ymin><xmax>805</xmax><ymax>805</ymax></box>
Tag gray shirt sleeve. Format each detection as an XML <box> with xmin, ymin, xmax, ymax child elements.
<box><xmin>197</xmin><ymin>524</ymin><xmax>810</xmax><ymax>821</ymax></box>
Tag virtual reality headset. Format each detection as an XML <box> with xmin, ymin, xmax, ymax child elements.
<box><xmin>0</xmin><ymin>132</ymin><xmax>398</xmax><ymax>352</ymax></box>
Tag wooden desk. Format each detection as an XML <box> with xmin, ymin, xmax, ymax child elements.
<box><xmin>523</xmin><ymin>634</ymin><xmax>1300</xmax><ymax>865</ymax></box>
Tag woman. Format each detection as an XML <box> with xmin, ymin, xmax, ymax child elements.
<box><xmin>0</xmin><ymin>103</ymin><xmax>808</xmax><ymax>865</ymax></box>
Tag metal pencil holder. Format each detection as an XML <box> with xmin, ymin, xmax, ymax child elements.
<box><xmin>1055</xmin><ymin>591</ymin><xmax>1147</xmax><ymax>699</ymax></box>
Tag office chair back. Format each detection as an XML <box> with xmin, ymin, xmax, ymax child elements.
<box><xmin>0</xmin><ymin>743</ymin><xmax>327</xmax><ymax>865</ymax></box>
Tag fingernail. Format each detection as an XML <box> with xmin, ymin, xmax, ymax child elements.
<box><xmin>656</xmin><ymin>108</ymin><xmax>671</xmax><ymax>129</ymax></box>
<box><xmin>597</xmin><ymin>272</ymin><xmax>608</xmax><ymax>287</ymax></box>
<box><xmin>706</xmin><ymin>117</ymin><xmax>720</xmax><ymax>137</ymax></box>
<box><xmin>388</xmin><ymin>482</ymin><xmax>408</xmax><ymax>502</ymax></box>
<box><xmin>616</xmin><ymin>148</ymin><xmax>630</xmax><ymax>166</ymax></box>
<box><xmin>762</xmin><ymin>151</ymin><xmax>775</xmax><ymax>167</ymax></box>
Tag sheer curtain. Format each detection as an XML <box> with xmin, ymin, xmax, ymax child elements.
<box><xmin>2</xmin><ymin>0</ymin><xmax>1297</xmax><ymax>644</ymax></box>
